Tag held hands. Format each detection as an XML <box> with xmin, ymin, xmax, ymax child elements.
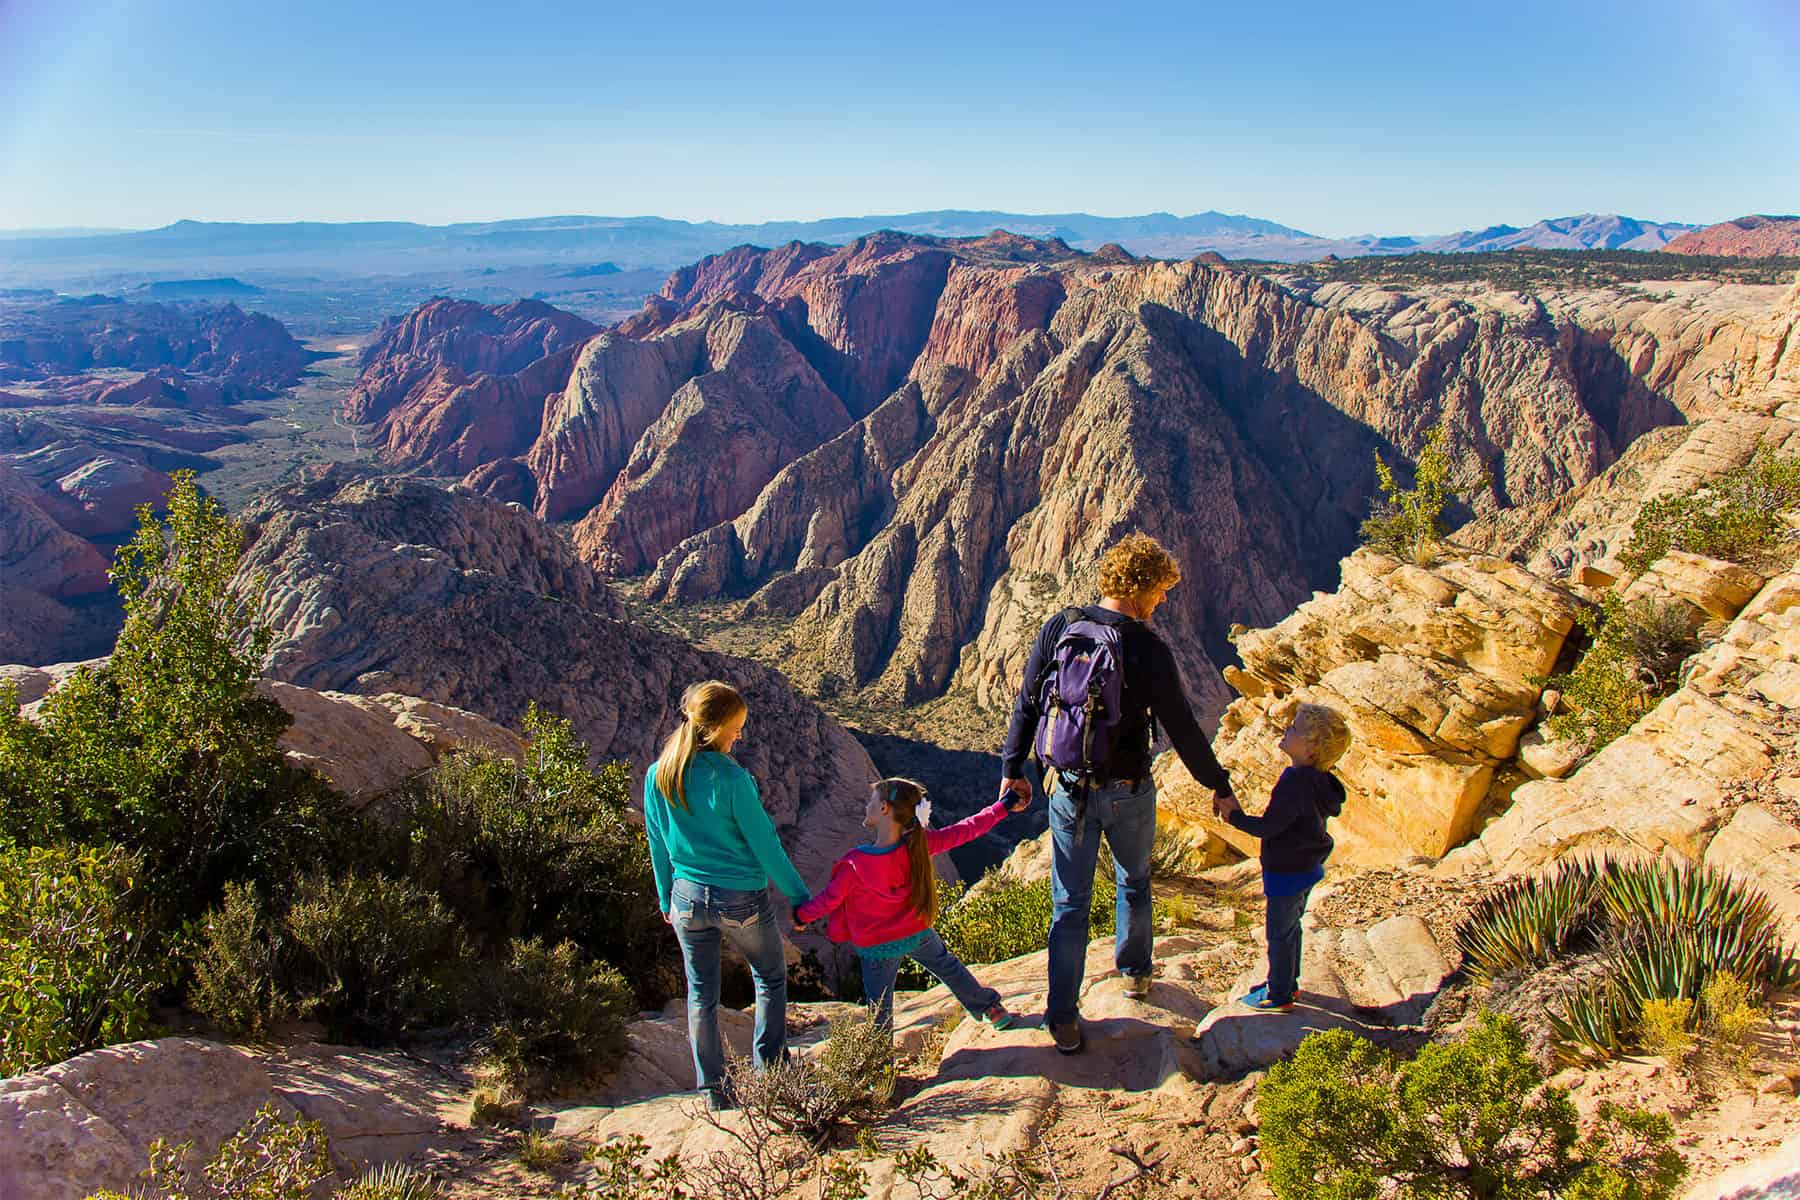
<box><xmin>1000</xmin><ymin>777</ymin><xmax>1032</xmax><ymax>813</ymax></box>
<box><xmin>1211</xmin><ymin>789</ymin><xmax>1240</xmax><ymax>820</ymax></box>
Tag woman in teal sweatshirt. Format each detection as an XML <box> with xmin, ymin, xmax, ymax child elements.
<box><xmin>644</xmin><ymin>679</ymin><xmax>809</xmax><ymax>1110</ymax></box>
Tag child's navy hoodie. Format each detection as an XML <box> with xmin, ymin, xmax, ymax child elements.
<box><xmin>1224</xmin><ymin>765</ymin><xmax>1346</xmax><ymax>882</ymax></box>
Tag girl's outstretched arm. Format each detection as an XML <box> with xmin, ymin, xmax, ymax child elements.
<box><xmin>925</xmin><ymin>798</ymin><xmax>1013</xmax><ymax>855</ymax></box>
<box><xmin>796</xmin><ymin>858</ymin><xmax>857</xmax><ymax>926</ymax></box>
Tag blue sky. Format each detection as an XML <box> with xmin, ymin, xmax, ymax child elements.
<box><xmin>1</xmin><ymin>0</ymin><xmax>1795</xmax><ymax>236</ymax></box>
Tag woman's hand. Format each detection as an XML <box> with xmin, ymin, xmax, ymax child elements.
<box><xmin>791</xmin><ymin>916</ymin><xmax>808</xmax><ymax>933</ymax></box>
<box><xmin>661</xmin><ymin>909</ymin><xmax>673</xmax><ymax>926</ymax></box>
<box><xmin>1004</xmin><ymin>791</ymin><xmax>1031</xmax><ymax>814</ymax></box>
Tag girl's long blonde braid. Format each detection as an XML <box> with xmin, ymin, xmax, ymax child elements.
<box><xmin>653</xmin><ymin>680</ymin><xmax>747</xmax><ymax>811</ymax></box>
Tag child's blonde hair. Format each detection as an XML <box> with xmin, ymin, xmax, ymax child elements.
<box><xmin>1290</xmin><ymin>703</ymin><xmax>1352</xmax><ymax>770</ymax></box>
<box><xmin>654</xmin><ymin>680</ymin><xmax>747</xmax><ymax>810</ymax></box>
<box><xmin>874</xmin><ymin>777</ymin><xmax>938</xmax><ymax>925</ymax></box>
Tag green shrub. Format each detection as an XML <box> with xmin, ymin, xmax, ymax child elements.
<box><xmin>906</xmin><ymin>858</ymin><xmax>1115</xmax><ymax>987</ymax></box>
<box><xmin>283</xmin><ymin>870</ymin><xmax>469</xmax><ymax>1040</ymax></box>
<box><xmin>1620</xmin><ymin>450</ymin><xmax>1800</xmax><ymax>574</ymax></box>
<box><xmin>0</xmin><ymin>471</ymin><xmax>340</xmax><ymax>917</ymax></box>
<box><xmin>86</xmin><ymin>1102</ymin><xmax>331</xmax><ymax>1200</ymax></box>
<box><xmin>482</xmin><ymin>937</ymin><xmax>635</xmax><ymax>1084</ymax></box>
<box><xmin>1361</xmin><ymin>424</ymin><xmax>1490</xmax><ymax>561</ymax></box>
<box><xmin>188</xmin><ymin>881</ymin><xmax>294</xmax><ymax>1036</ymax></box>
<box><xmin>0</xmin><ymin>844</ymin><xmax>166</xmax><ymax>1075</ymax></box>
<box><xmin>731</xmin><ymin>1011</ymin><xmax>897</xmax><ymax>1142</ymax></box>
<box><xmin>1637</xmin><ymin>998</ymin><xmax>1695</xmax><ymax>1059</ymax></box>
<box><xmin>1257</xmin><ymin>1014</ymin><xmax>1687</xmax><ymax>1200</ymax></box>
<box><xmin>401</xmin><ymin>706</ymin><xmax>666</xmax><ymax>994</ymax></box>
<box><xmin>1539</xmin><ymin>596</ymin><xmax>1698</xmax><ymax>752</ymax></box>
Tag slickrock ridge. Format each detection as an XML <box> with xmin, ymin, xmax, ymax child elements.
<box><xmin>568</xmin><ymin>306</ymin><xmax>854</xmax><ymax>575</ymax></box>
<box><xmin>232</xmin><ymin>471</ymin><xmax>875</xmax><ymax>883</ymax></box>
<box><xmin>1663</xmin><ymin>215</ymin><xmax>1800</xmax><ymax>258</ymax></box>
<box><xmin>1460</xmin><ymin>279</ymin><xmax>1800</xmax><ymax>575</ymax></box>
<box><xmin>373</xmin><ymin>344</ymin><xmax>583</xmax><ymax>476</ymax></box>
<box><xmin>1156</xmin><ymin>547</ymin><xmax>1584</xmax><ymax>863</ymax></box>
<box><xmin>345</xmin><ymin>298</ymin><xmax>597</xmax><ymax>426</ymax></box>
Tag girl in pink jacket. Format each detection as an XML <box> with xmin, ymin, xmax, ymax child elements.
<box><xmin>796</xmin><ymin>777</ymin><xmax>1026</xmax><ymax>1031</ymax></box>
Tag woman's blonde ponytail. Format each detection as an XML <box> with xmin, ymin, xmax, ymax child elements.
<box><xmin>654</xmin><ymin>680</ymin><xmax>747</xmax><ymax>811</ymax></box>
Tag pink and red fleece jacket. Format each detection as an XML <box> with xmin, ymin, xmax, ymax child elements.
<box><xmin>795</xmin><ymin>799</ymin><xmax>1012</xmax><ymax>950</ymax></box>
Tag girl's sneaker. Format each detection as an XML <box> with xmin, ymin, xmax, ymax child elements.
<box><xmin>983</xmin><ymin>1002</ymin><xmax>1017</xmax><ymax>1031</ymax></box>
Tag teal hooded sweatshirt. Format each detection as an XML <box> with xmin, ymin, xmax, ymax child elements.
<box><xmin>644</xmin><ymin>751</ymin><xmax>809</xmax><ymax>913</ymax></box>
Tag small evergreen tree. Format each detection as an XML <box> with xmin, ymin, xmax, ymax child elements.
<box><xmin>1361</xmin><ymin>425</ymin><xmax>1490</xmax><ymax>561</ymax></box>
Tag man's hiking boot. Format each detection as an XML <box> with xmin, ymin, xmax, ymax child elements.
<box><xmin>1123</xmin><ymin>972</ymin><xmax>1153</xmax><ymax>1000</ymax></box>
<box><xmin>704</xmin><ymin>1083</ymin><xmax>737</xmax><ymax>1112</ymax></box>
<box><xmin>983</xmin><ymin>1002</ymin><xmax>1017</xmax><ymax>1031</ymax></box>
<box><xmin>1049</xmin><ymin>1019</ymin><xmax>1085</xmax><ymax>1055</ymax></box>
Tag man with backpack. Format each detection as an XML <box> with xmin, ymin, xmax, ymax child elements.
<box><xmin>999</xmin><ymin>532</ymin><xmax>1234</xmax><ymax>1055</ymax></box>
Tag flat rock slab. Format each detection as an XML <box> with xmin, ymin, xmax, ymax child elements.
<box><xmin>0</xmin><ymin>1039</ymin><xmax>289</xmax><ymax>1200</ymax></box>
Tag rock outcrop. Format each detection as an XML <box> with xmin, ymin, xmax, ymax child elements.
<box><xmin>232</xmin><ymin>471</ymin><xmax>876</xmax><ymax>883</ymax></box>
<box><xmin>0</xmin><ymin>1038</ymin><xmax>462</xmax><ymax>1200</ymax></box>
<box><xmin>1450</xmin><ymin>558</ymin><xmax>1800</xmax><ymax>876</ymax></box>
<box><xmin>1156</xmin><ymin>547</ymin><xmax>1583</xmax><ymax>863</ymax></box>
<box><xmin>1663</xmin><ymin>215</ymin><xmax>1800</xmax><ymax>258</ymax></box>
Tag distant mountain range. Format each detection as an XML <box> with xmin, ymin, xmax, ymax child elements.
<box><xmin>0</xmin><ymin>209</ymin><xmax>1702</xmax><ymax>275</ymax></box>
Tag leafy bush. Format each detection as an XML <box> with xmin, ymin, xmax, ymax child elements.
<box><xmin>0</xmin><ymin>471</ymin><xmax>339</xmax><ymax>917</ymax></box>
<box><xmin>86</xmin><ymin>1102</ymin><xmax>332</xmax><ymax>1200</ymax></box>
<box><xmin>283</xmin><ymin>870</ymin><xmax>469</xmax><ymax>1040</ymax></box>
<box><xmin>1361</xmin><ymin>424</ymin><xmax>1489</xmax><ymax>561</ymax></box>
<box><xmin>1458</xmin><ymin>858</ymin><xmax>1800</xmax><ymax>1063</ymax></box>
<box><xmin>1539</xmin><ymin>596</ymin><xmax>1699</xmax><ymax>752</ymax></box>
<box><xmin>481</xmin><ymin>936</ymin><xmax>635</xmax><ymax>1084</ymax></box>
<box><xmin>400</xmin><ymin>706</ymin><xmax>666</xmax><ymax>995</ymax></box>
<box><xmin>1620</xmin><ymin>450</ymin><xmax>1800</xmax><ymax>574</ymax></box>
<box><xmin>729</xmin><ymin>1011</ymin><xmax>898</xmax><ymax>1143</ymax></box>
<box><xmin>188</xmin><ymin>881</ymin><xmax>294</xmax><ymax>1036</ymax></box>
<box><xmin>0</xmin><ymin>844</ymin><xmax>166</xmax><ymax>1075</ymax></box>
<box><xmin>1637</xmin><ymin>998</ymin><xmax>1695</xmax><ymax>1059</ymax></box>
<box><xmin>1257</xmin><ymin>1014</ymin><xmax>1687</xmax><ymax>1200</ymax></box>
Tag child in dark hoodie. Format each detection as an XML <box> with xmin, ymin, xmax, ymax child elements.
<box><xmin>1215</xmin><ymin>703</ymin><xmax>1351</xmax><ymax>1012</ymax></box>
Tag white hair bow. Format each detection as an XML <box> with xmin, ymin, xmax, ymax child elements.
<box><xmin>915</xmin><ymin>799</ymin><xmax>932</xmax><ymax>829</ymax></box>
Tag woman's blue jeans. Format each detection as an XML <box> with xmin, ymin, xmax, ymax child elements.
<box><xmin>669</xmin><ymin>879</ymin><xmax>788</xmax><ymax>1092</ymax></box>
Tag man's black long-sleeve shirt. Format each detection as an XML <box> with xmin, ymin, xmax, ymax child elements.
<box><xmin>1000</xmin><ymin>605</ymin><xmax>1231</xmax><ymax>793</ymax></box>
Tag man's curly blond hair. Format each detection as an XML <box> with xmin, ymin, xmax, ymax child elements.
<box><xmin>1097</xmin><ymin>532</ymin><xmax>1182</xmax><ymax>601</ymax></box>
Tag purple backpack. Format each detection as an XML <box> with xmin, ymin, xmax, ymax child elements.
<box><xmin>1032</xmin><ymin>610</ymin><xmax>1126</xmax><ymax>776</ymax></box>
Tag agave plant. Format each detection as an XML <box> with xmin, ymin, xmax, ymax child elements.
<box><xmin>339</xmin><ymin>1162</ymin><xmax>445</xmax><ymax>1200</ymax></box>
<box><xmin>1455</xmin><ymin>858</ymin><xmax>1606</xmax><ymax>982</ymax></box>
<box><xmin>1599</xmin><ymin>859</ymin><xmax>1774</xmax><ymax>939</ymax></box>
<box><xmin>1549</xmin><ymin>981</ymin><xmax>1628</xmax><ymax>1064</ymax></box>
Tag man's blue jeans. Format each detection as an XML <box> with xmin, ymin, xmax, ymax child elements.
<box><xmin>669</xmin><ymin>879</ymin><xmax>788</xmax><ymax>1092</ymax></box>
<box><xmin>1046</xmin><ymin>774</ymin><xmax>1158</xmax><ymax>1026</ymax></box>
<box><xmin>859</xmin><ymin>930</ymin><xmax>1001</xmax><ymax>1030</ymax></box>
<box><xmin>1265</xmin><ymin>885</ymin><xmax>1314</xmax><ymax>1003</ymax></box>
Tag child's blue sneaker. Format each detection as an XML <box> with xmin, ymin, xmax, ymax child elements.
<box><xmin>1241</xmin><ymin>985</ymin><xmax>1296</xmax><ymax>1012</ymax></box>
